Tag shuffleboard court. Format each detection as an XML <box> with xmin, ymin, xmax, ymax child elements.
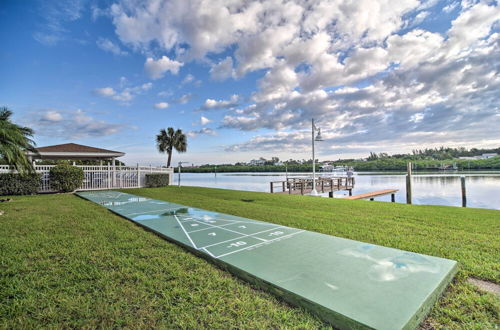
<box><xmin>77</xmin><ymin>191</ymin><xmax>457</xmax><ymax>330</ymax></box>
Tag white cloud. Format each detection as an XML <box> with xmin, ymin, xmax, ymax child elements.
<box><xmin>28</xmin><ymin>109</ymin><xmax>124</xmax><ymax>139</ymax></box>
<box><xmin>94</xmin><ymin>87</ymin><xmax>118</xmax><ymax>97</ymax></box>
<box><xmin>209</xmin><ymin>57</ymin><xmax>235</xmax><ymax>81</ymax></box>
<box><xmin>144</xmin><ymin>56</ymin><xmax>183</xmax><ymax>79</ymax></box>
<box><xmin>408</xmin><ymin>10</ymin><xmax>430</xmax><ymax>27</ymax></box>
<box><xmin>93</xmin><ymin>82</ymin><xmax>153</xmax><ymax>103</ymax></box>
<box><xmin>199</xmin><ymin>94</ymin><xmax>239</xmax><ymax>111</ymax></box>
<box><xmin>200</xmin><ymin>116</ymin><xmax>212</xmax><ymax>125</ymax></box>
<box><xmin>34</xmin><ymin>0</ymin><xmax>86</xmax><ymax>45</ymax></box>
<box><xmin>446</xmin><ymin>2</ymin><xmax>500</xmax><ymax>57</ymax></box>
<box><xmin>41</xmin><ymin>110</ymin><xmax>63</xmax><ymax>122</ymax></box>
<box><xmin>443</xmin><ymin>2</ymin><xmax>459</xmax><ymax>13</ymax></box>
<box><xmin>171</xmin><ymin>93</ymin><xmax>193</xmax><ymax>104</ymax></box>
<box><xmin>154</xmin><ymin>102</ymin><xmax>169</xmax><ymax>109</ymax></box>
<box><xmin>107</xmin><ymin>0</ymin><xmax>500</xmax><ymax>154</ymax></box>
<box><xmin>182</xmin><ymin>73</ymin><xmax>195</xmax><ymax>84</ymax></box>
<box><xmin>187</xmin><ymin>127</ymin><xmax>217</xmax><ymax>138</ymax></box>
<box><xmin>96</xmin><ymin>37</ymin><xmax>128</xmax><ymax>55</ymax></box>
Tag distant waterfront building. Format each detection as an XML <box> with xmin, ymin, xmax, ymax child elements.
<box><xmin>249</xmin><ymin>159</ymin><xmax>266</xmax><ymax>166</ymax></box>
<box><xmin>458</xmin><ymin>153</ymin><xmax>497</xmax><ymax>160</ymax></box>
<box><xmin>481</xmin><ymin>153</ymin><xmax>498</xmax><ymax>159</ymax></box>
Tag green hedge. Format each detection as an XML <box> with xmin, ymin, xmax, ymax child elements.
<box><xmin>49</xmin><ymin>164</ymin><xmax>84</xmax><ymax>192</ymax></box>
<box><xmin>145</xmin><ymin>173</ymin><xmax>169</xmax><ymax>188</ymax></box>
<box><xmin>0</xmin><ymin>173</ymin><xmax>41</xmax><ymax>196</ymax></box>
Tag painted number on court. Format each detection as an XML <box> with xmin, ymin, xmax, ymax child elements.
<box><xmin>269</xmin><ymin>231</ymin><xmax>284</xmax><ymax>237</ymax></box>
<box><xmin>227</xmin><ymin>241</ymin><xmax>246</xmax><ymax>248</ymax></box>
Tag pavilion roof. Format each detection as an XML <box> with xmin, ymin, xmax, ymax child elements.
<box><xmin>27</xmin><ymin>143</ymin><xmax>125</xmax><ymax>160</ymax></box>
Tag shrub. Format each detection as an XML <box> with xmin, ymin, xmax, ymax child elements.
<box><xmin>0</xmin><ymin>173</ymin><xmax>40</xmax><ymax>196</ymax></box>
<box><xmin>49</xmin><ymin>164</ymin><xmax>84</xmax><ymax>192</ymax></box>
<box><xmin>145</xmin><ymin>173</ymin><xmax>170</xmax><ymax>188</ymax></box>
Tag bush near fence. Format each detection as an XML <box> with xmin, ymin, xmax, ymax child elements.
<box><xmin>0</xmin><ymin>173</ymin><xmax>41</xmax><ymax>196</ymax></box>
<box><xmin>49</xmin><ymin>164</ymin><xmax>84</xmax><ymax>192</ymax></box>
<box><xmin>145</xmin><ymin>173</ymin><xmax>170</xmax><ymax>188</ymax></box>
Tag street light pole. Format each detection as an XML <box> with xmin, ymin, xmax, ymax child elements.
<box><xmin>311</xmin><ymin>118</ymin><xmax>323</xmax><ymax>196</ymax></box>
<box><xmin>312</xmin><ymin>119</ymin><xmax>317</xmax><ymax>195</ymax></box>
<box><xmin>178</xmin><ymin>161</ymin><xmax>189</xmax><ymax>187</ymax></box>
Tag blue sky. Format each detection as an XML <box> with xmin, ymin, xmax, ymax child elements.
<box><xmin>1</xmin><ymin>0</ymin><xmax>499</xmax><ymax>166</ymax></box>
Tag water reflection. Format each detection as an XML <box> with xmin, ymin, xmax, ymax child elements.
<box><xmin>175</xmin><ymin>171</ymin><xmax>500</xmax><ymax>210</ymax></box>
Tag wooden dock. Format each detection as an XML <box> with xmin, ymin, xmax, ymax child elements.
<box><xmin>270</xmin><ymin>177</ymin><xmax>354</xmax><ymax>196</ymax></box>
<box><xmin>344</xmin><ymin>189</ymin><xmax>398</xmax><ymax>202</ymax></box>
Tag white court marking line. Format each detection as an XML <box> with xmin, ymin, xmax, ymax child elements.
<box><xmin>125</xmin><ymin>207</ymin><xmax>181</xmax><ymax>217</ymax></box>
<box><xmin>214</xmin><ymin>230</ymin><xmax>306</xmax><ymax>259</ymax></box>
<box><xmin>186</xmin><ymin>218</ymin><xmax>259</xmax><ymax>237</ymax></box>
<box><xmin>201</xmin><ymin>247</ymin><xmax>216</xmax><ymax>258</ymax></box>
<box><xmin>175</xmin><ymin>215</ymin><xmax>277</xmax><ymax>227</ymax></box>
<box><xmin>185</xmin><ymin>221</ymin><xmax>247</xmax><ymax>233</ymax></box>
<box><xmin>174</xmin><ymin>214</ymin><xmax>198</xmax><ymax>249</ymax></box>
<box><xmin>198</xmin><ymin>226</ymin><xmax>285</xmax><ymax>249</ymax></box>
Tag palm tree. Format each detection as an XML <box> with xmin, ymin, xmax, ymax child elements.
<box><xmin>0</xmin><ymin>107</ymin><xmax>38</xmax><ymax>174</ymax></box>
<box><xmin>156</xmin><ymin>127</ymin><xmax>187</xmax><ymax>167</ymax></box>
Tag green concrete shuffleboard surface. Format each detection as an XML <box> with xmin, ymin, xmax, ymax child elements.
<box><xmin>76</xmin><ymin>191</ymin><xmax>458</xmax><ymax>330</ymax></box>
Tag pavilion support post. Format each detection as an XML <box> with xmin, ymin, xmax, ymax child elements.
<box><xmin>137</xmin><ymin>163</ymin><xmax>141</xmax><ymax>187</ymax></box>
<box><xmin>107</xmin><ymin>163</ymin><xmax>111</xmax><ymax>189</ymax></box>
<box><xmin>112</xmin><ymin>158</ymin><xmax>116</xmax><ymax>188</ymax></box>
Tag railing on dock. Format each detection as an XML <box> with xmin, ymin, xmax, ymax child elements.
<box><xmin>270</xmin><ymin>177</ymin><xmax>354</xmax><ymax>196</ymax></box>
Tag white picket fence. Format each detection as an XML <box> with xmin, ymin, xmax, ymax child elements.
<box><xmin>0</xmin><ymin>165</ymin><xmax>173</xmax><ymax>192</ymax></box>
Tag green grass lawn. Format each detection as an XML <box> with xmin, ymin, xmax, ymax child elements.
<box><xmin>1</xmin><ymin>186</ymin><xmax>499</xmax><ymax>329</ymax></box>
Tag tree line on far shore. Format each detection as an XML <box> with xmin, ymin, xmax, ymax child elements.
<box><xmin>178</xmin><ymin>147</ymin><xmax>500</xmax><ymax>173</ymax></box>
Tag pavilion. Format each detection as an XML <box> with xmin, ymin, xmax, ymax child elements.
<box><xmin>27</xmin><ymin>143</ymin><xmax>125</xmax><ymax>165</ymax></box>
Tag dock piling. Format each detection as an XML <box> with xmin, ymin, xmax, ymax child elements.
<box><xmin>406</xmin><ymin>162</ymin><xmax>412</xmax><ymax>204</ymax></box>
<box><xmin>461</xmin><ymin>176</ymin><xmax>466</xmax><ymax>207</ymax></box>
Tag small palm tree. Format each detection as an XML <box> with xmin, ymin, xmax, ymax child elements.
<box><xmin>156</xmin><ymin>127</ymin><xmax>187</xmax><ymax>167</ymax></box>
<box><xmin>0</xmin><ymin>107</ymin><xmax>38</xmax><ymax>174</ymax></box>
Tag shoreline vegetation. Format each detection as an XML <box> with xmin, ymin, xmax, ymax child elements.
<box><xmin>177</xmin><ymin>147</ymin><xmax>500</xmax><ymax>173</ymax></box>
<box><xmin>177</xmin><ymin>155</ymin><xmax>500</xmax><ymax>173</ymax></box>
<box><xmin>1</xmin><ymin>186</ymin><xmax>498</xmax><ymax>328</ymax></box>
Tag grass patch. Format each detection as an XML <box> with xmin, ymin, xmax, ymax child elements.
<box><xmin>1</xmin><ymin>186</ymin><xmax>499</xmax><ymax>328</ymax></box>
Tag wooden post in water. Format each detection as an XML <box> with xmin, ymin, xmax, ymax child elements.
<box><xmin>406</xmin><ymin>162</ymin><xmax>412</xmax><ymax>204</ymax></box>
<box><xmin>270</xmin><ymin>182</ymin><xmax>274</xmax><ymax>193</ymax></box>
<box><xmin>461</xmin><ymin>176</ymin><xmax>466</xmax><ymax>207</ymax></box>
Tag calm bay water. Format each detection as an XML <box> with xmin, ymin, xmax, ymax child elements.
<box><xmin>175</xmin><ymin>171</ymin><xmax>500</xmax><ymax>210</ymax></box>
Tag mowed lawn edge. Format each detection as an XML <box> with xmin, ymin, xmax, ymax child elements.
<box><xmin>0</xmin><ymin>186</ymin><xmax>498</xmax><ymax>328</ymax></box>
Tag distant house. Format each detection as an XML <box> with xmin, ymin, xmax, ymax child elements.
<box><xmin>249</xmin><ymin>159</ymin><xmax>266</xmax><ymax>166</ymax></box>
<box><xmin>481</xmin><ymin>153</ymin><xmax>498</xmax><ymax>159</ymax></box>
<box><xmin>320</xmin><ymin>164</ymin><xmax>334</xmax><ymax>171</ymax></box>
<box><xmin>274</xmin><ymin>161</ymin><xmax>284</xmax><ymax>166</ymax></box>
<box><xmin>458</xmin><ymin>153</ymin><xmax>497</xmax><ymax>160</ymax></box>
